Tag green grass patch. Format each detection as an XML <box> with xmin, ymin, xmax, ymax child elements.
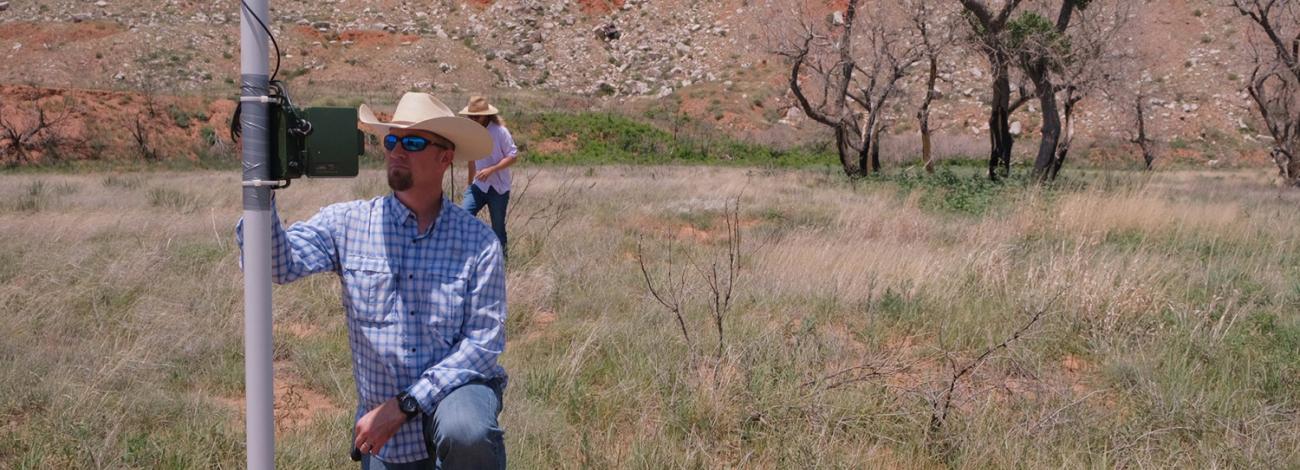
<box><xmin>147</xmin><ymin>187</ymin><xmax>201</xmax><ymax>213</ymax></box>
<box><xmin>513</xmin><ymin>112</ymin><xmax>831</xmax><ymax>168</ymax></box>
<box><xmin>891</xmin><ymin>168</ymin><xmax>1020</xmax><ymax>216</ymax></box>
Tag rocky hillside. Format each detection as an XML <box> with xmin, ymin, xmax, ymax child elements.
<box><xmin>0</xmin><ymin>0</ymin><xmax>1278</xmax><ymax>167</ymax></box>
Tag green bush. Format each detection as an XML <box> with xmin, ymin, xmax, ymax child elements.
<box><xmin>514</xmin><ymin>112</ymin><xmax>831</xmax><ymax>168</ymax></box>
<box><xmin>892</xmin><ymin>168</ymin><xmax>1016</xmax><ymax>216</ymax></box>
<box><xmin>169</xmin><ymin>105</ymin><xmax>192</xmax><ymax>129</ymax></box>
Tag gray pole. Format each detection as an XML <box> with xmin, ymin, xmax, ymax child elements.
<box><xmin>239</xmin><ymin>0</ymin><xmax>275</xmax><ymax>468</ymax></box>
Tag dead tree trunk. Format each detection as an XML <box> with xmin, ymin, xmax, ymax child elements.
<box><xmin>920</xmin><ymin>56</ymin><xmax>938</xmax><ymax>174</ymax></box>
<box><xmin>1049</xmin><ymin>90</ymin><xmax>1081</xmax><ymax>180</ymax></box>
<box><xmin>990</xmin><ymin>52</ymin><xmax>1017</xmax><ymax>180</ymax></box>
<box><xmin>1133</xmin><ymin>94</ymin><xmax>1156</xmax><ymax>170</ymax></box>
<box><xmin>1029</xmin><ymin>62</ymin><xmax>1062</xmax><ymax>182</ymax></box>
<box><xmin>958</xmin><ymin>0</ymin><xmax>1026</xmax><ymax>181</ymax></box>
<box><xmin>911</xmin><ymin>0</ymin><xmax>946</xmax><ymax>174</ymax></box>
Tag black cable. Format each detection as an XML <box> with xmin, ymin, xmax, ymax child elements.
<box><xmin>230</xmin><ymin>1</ymin><xmax>284</xmax><ymax>143</ymax></box>
<box><xmin>240</xmin><ymin>0</ymin><xmax>281</xmax><ymax>82</ymax></box>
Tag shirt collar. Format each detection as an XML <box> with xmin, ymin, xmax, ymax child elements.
<box><xmin>385</xmin><ymin>193</ymin><xmax>455</xmax><ymax>235</ymax></box>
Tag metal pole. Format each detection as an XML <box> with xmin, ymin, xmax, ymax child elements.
<box><xmin>240</xmin><ymin>0</ymin><xmax>275</xmax><ymax>467</ymax></box>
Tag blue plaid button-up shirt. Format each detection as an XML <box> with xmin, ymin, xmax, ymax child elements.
<box><xmin>236</xmin><ymin>194</ymin><xmax>507</xmax><ymax>463</ymax></box>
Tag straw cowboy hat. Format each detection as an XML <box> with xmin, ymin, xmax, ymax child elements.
<box><xmin>458</xmin><ymin>95</ymin><xmax>500</xmax><ymax>116</ymax></box>
<box><xmin>357</xmin><ymin>92</ymin><xmax>491</xmax><ymax>162</ymax></box>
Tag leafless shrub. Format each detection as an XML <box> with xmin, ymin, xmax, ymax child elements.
<box><xmin>926</xmin><ymin>295</ymin><xmax>1058</xmax><ymax>448</ymax></box>
<box><xmin>637</xmin><ymin>233</ymin><xmax>692</xmax><ymax>347</ymax></box>
<box><xmin>800</xmin><ymin>352</ymin><xmax>913</xmax><ymax>392</ymax></box>
<box><xmin>635</xmin><ymin>196</ymin><xmax>751</xmax><ymax>361</ymax></box>
<box><xmin>132</xmin><ymin>115</ymin><xmax>160</xmax><ymax>162</ymax></box>
<box><xmin>692</xmin><ymin>197</ymin><xmax>743</xmax><ymax>359</ymax></box>
<box><xmin>505</xmin><ymin>168</ymin><xmax>590</xmax><ymax>268</ymax></box>
<box><xmin>0</xmin><ymin>97</ymin><xmax>74</xmax><ymax>165</ymax></box>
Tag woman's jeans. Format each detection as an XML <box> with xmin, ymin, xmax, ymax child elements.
<box><xmin>462</xmin><ymin>185</ymin><xmax>509</xmax><ymax>258</ymax></box>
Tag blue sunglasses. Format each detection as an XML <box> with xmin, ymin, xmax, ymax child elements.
<box><xmin>384</xmin><ymin>134</ymin><xmax>449</xmax><ymax>152</ymax></box>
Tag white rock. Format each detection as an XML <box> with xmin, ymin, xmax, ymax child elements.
<box><xmin>784</xmin><ymin>107</ymin><xmax>804</xmax><ymax>121</ymax></box>
<box><xmin>1009</xmin><ymin>121</ymin><xmax>1022</xmax><ymax>136</ymax></box>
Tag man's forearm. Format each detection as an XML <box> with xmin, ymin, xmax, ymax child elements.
<box><xmin>406</xmin><ymin>342</ymin><xmax>501</xmax><ymax>413</ymax></box>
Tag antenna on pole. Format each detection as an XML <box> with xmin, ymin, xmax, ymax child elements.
<box><xmin>239</xmin><ymin>0</ymin><xmax>276</xmax><ymax>467</ymax></box>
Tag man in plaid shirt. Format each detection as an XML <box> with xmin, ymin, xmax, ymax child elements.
<box><xmin>237</xmin><ymin>93</ymin><xmax>507</xmax><ymax>469</ymax></box>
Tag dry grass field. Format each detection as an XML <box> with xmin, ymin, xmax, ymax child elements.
<box><xmin>1</xmin><ymin>166</ymin><xmax>1298</xmax><ymax>468</ymax></box>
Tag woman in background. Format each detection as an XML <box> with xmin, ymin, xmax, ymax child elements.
<box><xmin>459</xmin><ymin>96</ymin><xmax>518</xmax><ymax>258</ymax></box>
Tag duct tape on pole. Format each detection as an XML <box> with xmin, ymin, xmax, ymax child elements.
<box><xmin>240</xmin><ymin>0</ymin><xmax>275</xmax><ymax>468</ymax></box>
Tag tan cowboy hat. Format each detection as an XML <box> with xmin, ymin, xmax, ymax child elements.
<box><xmin>458</xmin><ymin>95</ymin><xmax>500</xmax><ymax>116</ymax></box>
<box><xmin>357</xmin><ymin>92</ymin><xmax>491</xmax><ymax>162</ymax></box>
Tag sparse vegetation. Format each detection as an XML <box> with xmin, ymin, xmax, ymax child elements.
<box><xmin>2</xmin><ymin>168</ymin><xmax>1297</xmax><ymax>467</ymax></box>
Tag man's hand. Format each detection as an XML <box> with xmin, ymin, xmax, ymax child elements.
<box><xmin>474</xmin><ymin>167</ymin><xmax>495</xmax><ymax>182</ymax></box>
<box><xmin>353</xmin><ymin>398</ymin><xmax>409</xmax><ymax>455</ymax></box>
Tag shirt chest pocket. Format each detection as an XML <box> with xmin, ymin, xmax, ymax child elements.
<box><xmin>417</xmin><ymin>270</ymin><xmax>469</xmax><ymax>347</ymax></box>
<box><xmin>341</xmin><ymin>256</ymin><xmax>396</xmax><ymax>323</ymax></box>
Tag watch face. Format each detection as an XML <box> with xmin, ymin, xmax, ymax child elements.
<box><xmin>401</xmin><ymin>396</ymin><xmax>419</xmax><ymax>414</ymax></box>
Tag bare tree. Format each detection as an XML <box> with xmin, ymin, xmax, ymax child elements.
<box><xmin>956</xmin><ymin>0</ymin><xmax>1034</xmax><ymax>180</ymax></box>
<box><xmin>1011</xmin><ymin>0</ymin><xmax>1132</xmax><ymax>182</ymax></box>
<box><xmin>1232</xmin><ymin>0</ymin><xmax>1300</xmax><ymax>185</ymax></box>
<box><xmin>132</xmin><ymin>115</ymin><xmax>160</xmax><ymax>162</ymax></box>
<box><xmin>908</xmin><ymin>0</ymin><xmax>957</xmax><ymax>173</ymax></box>
<box><xmin>1133</xmin><ymin>92</ymin><xmax>1159</xmax><ymax>170</ymax></box>
<box><xmin>777</xmin><ymin>0</ymin><xmax>923</xmax><ymax>177</ymax></box>
<box><xmin>0</xmin><ymin>98</ymin><xmax>74</xmax><ymax>166</ymax></box>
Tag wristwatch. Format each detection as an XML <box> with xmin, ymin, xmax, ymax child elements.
<box><xmin>396</xmin><ymin>391</ymin><xmax>420</xmax><ymax>419</ymax></box>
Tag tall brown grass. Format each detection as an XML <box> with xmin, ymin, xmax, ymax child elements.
<box><xmin>0</xmin><ymin>167</ymin><xmax>1297</xmax><ymax>468</ymax></box>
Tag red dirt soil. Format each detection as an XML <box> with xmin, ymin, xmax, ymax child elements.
<box><xmin>464</xmin><ymin>0</ymin><xmax>626</xmax><ymax>14</ymax></box>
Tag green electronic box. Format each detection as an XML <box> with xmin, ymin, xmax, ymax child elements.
<box><xmin>269</xmin><ymin>105</ymin><xmax>364</xmax><ymax>180</ymax></box>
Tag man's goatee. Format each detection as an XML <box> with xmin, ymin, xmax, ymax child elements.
<box><xmin>388</xmin><ymin>169</ymin><xmax>413</xmax><ymax>191</ymax></box>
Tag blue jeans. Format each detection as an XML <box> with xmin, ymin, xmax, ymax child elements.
<box><xmin>461</xmin><ymin>185</ymin><xmax>509</xmax><ymax>257</ymax></box>
<box><xmin>361</xmin><ymin>380</ymin><xmax>506</xmax><ymax>470</ymax></box>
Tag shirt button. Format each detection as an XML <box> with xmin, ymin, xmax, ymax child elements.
<box><xmin>408</xmin><ymin>274</ymin><xmax>414</xmax><ymax>279</ymax></box>
<box><xmin>409</xmin><ymin>310</ymin><xmax>415</xmax><ymax>316</ymax></box>
<box><xmin>410</xmin><ymin>348</ymin><xmax>416</xmax><ymax>352</ymax></box>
